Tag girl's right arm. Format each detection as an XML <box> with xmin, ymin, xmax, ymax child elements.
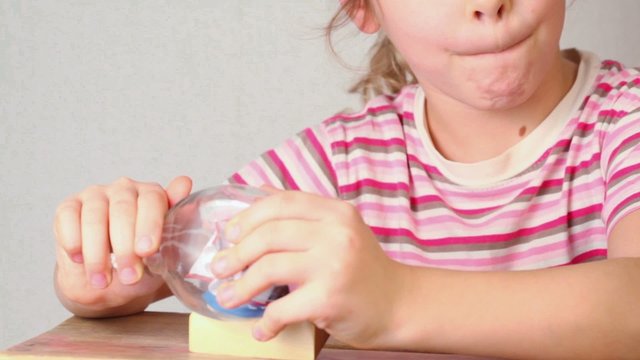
<box><xmin>53</xmin><ymin>176</ymin><xmax>192</xmax><ymax>318</ymax></box>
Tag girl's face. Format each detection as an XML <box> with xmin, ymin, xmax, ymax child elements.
<box><xmin>368</xmin><ymin>0</ymin><xmax>567</xmax><ymax>110</ymax></box>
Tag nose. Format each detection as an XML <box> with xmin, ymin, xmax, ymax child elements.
<box><xmin>467</xmin><ymin>0</ymin><xmax>511</xmax><ymax>22</ymax></box>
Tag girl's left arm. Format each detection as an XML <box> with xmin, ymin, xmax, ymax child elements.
<box><xmin>389</xmin><ymin>209</ymin><xmax>640</xmax><ymax>359</ymax></box>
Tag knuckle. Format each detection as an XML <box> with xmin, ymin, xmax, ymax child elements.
<box><xmin>142</xmin><ymin>181</ymin><xmax>164</xmax><ymax>192</ymax></box>
<box><xmin>56</xmin><ymin>234</ymin><xmax>78</xmax><ymax>252</ymax></box>
<box><xmin>81</xmin><ymin>187</ymin><xmax>108</xmax><ymax>203</ymax></box>
<box><xmin>253</xmin><ymin>228</ymin><xmax>273</xmax><ymax>254</ymax></box>
<box><xmin>262</xmin><ymin>307</ymin><xmax>284</xmax><ymax>329</ymax></box>
<box><xmin>255</xmin><ymin>257</ymin><xmax>280</xmax><ymax>284</ymax></box>
<box><xmin>274</xmin><ymin>191</ymin><xmax>295</xmax><ymax>210</ymax></box>
<box><xmin>84</xmin><ymin>258</ymin><xmax>109</xmax><ymax>273</ymax></box>
<box><xmin>55</xmin><ymin>198</ymin><xmax>80</xmax><ymax>219</ymax></box>
<box><xmin>307</xmin><ymin>292</ymin><xmax>332</xmax><ymax>329</ymax></box>
<box><xmin>81</xmin><ymin>210</ymin><xmax>106</xmax><ymax>227</ymax></box>
<box><xmin>82</xmin><ymin>185</ymin><xmax>106</xmax><ymax>199</ymax></box>
<box><xmin>115</xmin><ymin>176</ymin><xmax>134</xmax><ymax>186</ymax></box>
<box><xmin>334</xmin><ymin>226</ymin><xmax>359</xmax><ymax>253</ymax></box>
<box><xmin>139</xmin><ymin>216</ymin><xmax>164</xmax><ymax>236</ymax></box>
<box><xmin>106</xmin><ymin>184</ymin><xmax>137</xmax><ymax>200</ymax></box>
<box><xmin>109</xmin><ymin>197</ymin><xmax>136</xmax><ymax>212</ymax></box>
<box><xmin>140</xmin><ymin>186</ymin><xmax>167</xmax><ymax>203</ymax></box>
<box><xmin>336</xmin><ymin>201</ymin><xmax>359</xmax><ymax>221</ymax></box>
<box><xmin>313</xmin><ymin>308</ymin><xmax>332</xmax><ymax>330</ymax></box>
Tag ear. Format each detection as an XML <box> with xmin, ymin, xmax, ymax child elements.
<box><xmin>340</xmin><ymin>0</ymin><xmax>380</xmax><ymax>34</ymax></box>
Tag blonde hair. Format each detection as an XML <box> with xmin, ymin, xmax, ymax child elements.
<box><xmin>325</xmin><ymin>0</ymin><xmax>417</xmax><ymax>102</ymax></box>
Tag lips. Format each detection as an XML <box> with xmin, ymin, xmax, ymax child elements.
<box><xmin>477</xmin><ymin>34</ymin><xmax>530</xmax><ymax>56</ymax></box>
<box><xmin>453</xmin><ymin>26</ymin><xmax>533</xmax><ymax>56</ymax></box>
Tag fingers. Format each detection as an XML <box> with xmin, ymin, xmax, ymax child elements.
<box><xmin>166</xmin><ymin>176</ymin><xmax>192</xmax><ymax>207</ymax></box>
<box><xmin>225</xmin><ymin>191</ymin><xmax>343</xmax><ymax>244</ymax></box>
<box><xmin>211</xmin><ymin>219</ymin><xmax>316</xmax><ymax>279</ymax></box>
<box><xmin>54</xmin><ymin>197</ymin><xmax>83</xmax><ymax>263</ymax></box>
<box><xmin>54</xmin><ymin>176</ymin><xmax>187</xmax><ymax>290</ymax></box>
<box><xmin>216</xmin><ymin>252</ymin><xmax>308</xmax><ymax>309</ymax></box>
<box><xmin>252</xmin><ymin>287</ymin><xmax>317</xmax><ymax>342</ymax></box>
<box><xmin>134</xmin><ymin>185</ymin><xmax>169</xmax><ymax>257</ymax></box>
<box><xmin>80</xmin><ymin>188</ymin><xmax>112</xmax><ymax>289</ymax></box>
<box><xmin>108</xmin><ymin>183</ymin><xmax>141</xmax><ymax>285</ymax></box>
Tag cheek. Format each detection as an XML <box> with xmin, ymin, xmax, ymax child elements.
<box><xmin>524</xmin><ymin>0</ymin><xmax>566</xmax><ymax>42</ymax></box>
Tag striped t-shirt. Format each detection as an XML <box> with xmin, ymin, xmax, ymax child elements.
<box><xmin>229</xmin><ymin>50</ymin><xmax>640</xmax><ymax>271</ymax></box>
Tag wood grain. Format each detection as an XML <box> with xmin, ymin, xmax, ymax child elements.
<box><xmin>1</xmin><ymin>312</ymin><xmax>493</xmax><ymax>359</ymax></box>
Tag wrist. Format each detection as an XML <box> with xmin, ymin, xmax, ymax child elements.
<box><xmin>373</xmin><ymin>261</ymin><xmax>431</xmax><ymax>350</ymax></box>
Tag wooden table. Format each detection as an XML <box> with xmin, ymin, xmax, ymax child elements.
<box><xmin>2</xmin><ymin>312</ymin><xmax>492</xmax><ymax>359</ymax></box>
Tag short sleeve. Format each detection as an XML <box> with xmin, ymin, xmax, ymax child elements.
<box><xmin>601</xmin><ymin>106</ymin><xmax>640</xmax><ymax>237</ymax></box>
<box><xmin>226</xmin><ymin>122</ymin><xmax>339</xmax><ymax>198</ymax></box>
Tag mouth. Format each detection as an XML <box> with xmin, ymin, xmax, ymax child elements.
<box><xmin>458</xmin><ymin>32</ymin><xmax>532</xmax><ymax>57</ymax></box>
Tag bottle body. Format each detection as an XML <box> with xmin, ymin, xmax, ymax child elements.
<box><xmin>146</xmin><ymin>184</ymin><xmax>286</xmax><ymax>319</ymax></box>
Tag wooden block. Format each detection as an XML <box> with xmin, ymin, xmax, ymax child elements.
<box><xmin>189</xmin><ymin>312</ymin><xmax>328</xmax><ymax>360</ymax></box>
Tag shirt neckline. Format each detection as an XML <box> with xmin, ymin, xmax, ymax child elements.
<box><xmin>413</xmin><ymin>50</ymin><xmax>601</xmax><ymax>188</ymax></box>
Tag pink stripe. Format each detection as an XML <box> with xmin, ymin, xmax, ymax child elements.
<box><xmin>598</xmin><ymin>109</ymin><xmax>629</xmax><ymax>120</ymax></box>
<box><xmin>343</xmin><ymin>179</ymin><xmax>516</xmax><ymax>216</ymax></box>
<box><xmin>333</xmin><ymin>137</ymin><xmax>407</xmax><ymax>149</ymax></box>
<box><xmin>335</xmin><ymin>157</ymin><xmax>411</xmax><ymax>171</ymax></box>
<box><xmin>372</xmin><ymin>204</ymin><xmax>602</xmax><ymax>246</ymax></box>
<box><xmin>619</xmin><ymin>91</ymin><xmax>640</xmax><ymax>103</ymax></box>
<box><xmin>358</xmin><ymin>177</ymin><xmax>604</xmax><ymax>229</ymax></box>
<box><xmin>386</xmin><ymin>228</ymin><xmax>606</xmax><ymax>269</ymax></box>
<box><xmin>305</xmin><ymin>128</ymin><xmax>338</xmax><ymax>187</ymax></box>
<box><xmin>401</xmin><ymin>110</ymin><xmax>415</xmax><ymax>122</ymax></box>
<box><xmin>609</xmin><ymin>162</ymin><xmax>640</xmax><ymax>187</ymax></box>
<box><xmin>286</xmin><ymin>138</ymin><xmax>332</xmax><ymax>197</ymax></box>
<box><xmin>230</xmin><ymin>173</ymin><xmax>247</xmax><ymax>185</ymax></box>
<box><xmin>249</xmin><ymin>161</ymin><xmax>274</xmax><ymax>186</ymax></box>
<box><xmin>607</xmin><ymin>192</ymin><xmax>640</xmax><ymax>227</ymax></box>
<box><xmin>406</xmin><ymin>154</ymin><xmax>445</xmax><ymax>177</ymax></box>
<box><xmin>606</xmin><ymin>157</ymin><xmax>640</xmax><ymax>201</ymax></box>
<box><xmin>326</xmin><ymin>104</ymin><xmax>397</xmax><ymax>124</ymax></box>
<box><xmin>596</xmin><ymin>82</ymin><xmax>615</xmax><ymax>94</ymax></box>
<box><xmin>566</xmin><ymin>249</ymin><xmax>608</xmax><ymax>265</ymax></box>
<box><xmin>606</xmin><ymin>133</ymin><xmax>640</xmax><ymax>173</ymax></box>
<box><xmin>340</xmin><ymin>179</ymin><xmax>410</xmax><ymax>195</ymax></box>
<box><xmin>326</xmin><ymin>118</ymin><xmax>405</xmax><ymax>136</ymax></box>
<box><xmin>266</xmin><ymin>150</ymin><xmax>300</xmax><ymax>190</ymax></box>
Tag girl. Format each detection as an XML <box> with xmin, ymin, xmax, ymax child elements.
<box><xmin>53</xmin><ymin>1</ymin><xmax>640</xmax><ymax>358</ymax></box>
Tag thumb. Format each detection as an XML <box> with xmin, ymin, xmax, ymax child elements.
<box><xmin>166</xmin><ymin>176</ymin><xmax>193</xmax><ymax>207</ymax></box>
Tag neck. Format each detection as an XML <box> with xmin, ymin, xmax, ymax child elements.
<box><xmin>423</xmin><ymin>51</ymin><xmax>579</xmax><ymax>163</ymax></box>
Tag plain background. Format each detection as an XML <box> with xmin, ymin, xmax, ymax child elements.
<box><xmin>1</xmin><ymin>0</ymin><xmax>639</xmax><ymax>350</ymax></box>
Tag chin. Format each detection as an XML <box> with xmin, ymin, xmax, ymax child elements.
<box><xmin>466</xmin><ymin>65</ymin><xmax>539</xmax><ymax>110</ymax></box>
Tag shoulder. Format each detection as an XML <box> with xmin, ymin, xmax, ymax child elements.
<box><xmin>569</xmin><ymin>51</ymin><xmax>640</xmax><ymax>145</ymax></box>
<box><xmin>319</xmin><ymin>84</ymin><xmax>420</xmax><ymax>142</ymax></box>
<box><xmin>587</xmin><ymin>53</ymin><xmax>640</xmax><ymax>112</ymax></box>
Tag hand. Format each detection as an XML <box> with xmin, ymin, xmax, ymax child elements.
<box><xmin>210</xmin><ymin>188</ymin><xmax>406</xmax><ymax>348</ymax></box>
<box><xmin>53</xmin><ymin>176</ymin><xmax>192</xmax><ymax>317</ymax></box>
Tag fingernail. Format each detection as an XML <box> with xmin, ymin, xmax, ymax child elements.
<box><xmin>90</xmin><ymin>273</ymin><xmax>108</xmax><ymax>289</ymax></box>
<box><xmin>216</xmin><ymin>284</ymin><xmax>236</xmax><ymax>306</ymax></box>
<box><xmin>136</xmin><ymin>235</ymin><xmax>152</xmax><ymax>253</ymax></box>
<box><xmin>119</xmin><ymin>267</ymin><xmax>138</xmax><ymax>285</ymax></box>
<box><xmin>253</xmin><ymin>326</ymin><xmax>268</xmax><ymax>342</ymax></box>
<box><xmin>71</xmin><ymin>253</ymin><xmax>84</xmax><ymax>263</ymax></box>
<box><xmin>225</xmin><ymin>220</ymin><xmax>240</xmax><ymax>243</ymax></box>
<box><xmin>211</xmin><ymin>255</ymin><xmax>228</xmax><ymax>276</ymax></box>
